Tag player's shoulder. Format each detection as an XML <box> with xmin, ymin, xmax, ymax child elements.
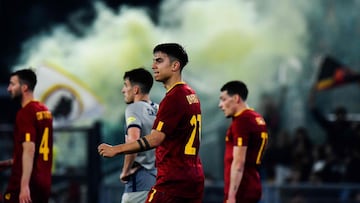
<box><xmin>168</xmin><ymin>83</ymin><xmax>197</xmax><ymax>99</ymax></box>
<box><xmin>126</xmin><ymin>101</ymin><xmax>144</xmax><ymax>111</ymax></box>
<box><xmin>242</xmin><ymin>109</ymin><xmax>266</xmax><ymax>126</ymax></box>
<box><xmin>237</xmin><ymin>109</ymin><xmax>262</xmax><ymax>121</ymax></box>
<box><xmin>127</xmin><ymin>101</ymin><xmax>157</xmax><ymax>112</ymax></box>
<box><xmin>23</xmin><ymin>100</ymin><xmax>48</xmax><ymax>112</ymax></box>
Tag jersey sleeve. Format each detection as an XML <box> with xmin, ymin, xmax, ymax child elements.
<box><xmin>153</xmin><ymin>93</ymin><xmax>185</xmax><ymax>136</ymax></box>
<box><xmin>17</xmin><ymin>108</ymin><xmax>37</xmax><ymax>143</ymax></box>
<box><xmin>125</xmin><ymin>103</ymin><xmax>142</xmax><ymax>130</ymax></box>
<box><xmin>231</xmin><ymin>116</ymin><xmax>250</xmax><ymax>147</ymax></box>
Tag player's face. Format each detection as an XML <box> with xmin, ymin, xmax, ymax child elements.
<box><xmin>7</xmin><ymin>75</ymin><xmax>23</xmax><ymax>100</ymax></box>
<box><xmin>219</xmin><ymin>91</ymin><xmax>237</xmax><ymax>118</ymax></box>
<box><xmin>122</xmin><ymin>79</ymin><xmax>135</xmax><ymax>104</ymax></box>
<box><xmin>152</xmin><ymin>51</ymin><xmax>174</xmax><ymax>83</ymax></box>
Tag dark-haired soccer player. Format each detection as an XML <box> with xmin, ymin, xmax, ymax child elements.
<box><xmin>98</xmin><ymin>43</ymin><xmax>204</xmax><ymax>203</ymax></box>
<box><xmin>219</xmin><ymin>80</ymin><xmax>268</xmax><ymax>203</ymax></box>
<box><xmin>4</xmin><ymin>69</ymin><xmax>53</xmax><ymax>203</ymax></box>
<box><xmin>120</xmin><ymin>68</ymin><xmax>157</xmax><ymax>203</ymax></box>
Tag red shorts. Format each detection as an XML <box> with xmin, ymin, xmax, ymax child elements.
<box><xmin>145</xmin><ymin>188</ymin><xmax>202</xmax><ymax>203</ymax></box>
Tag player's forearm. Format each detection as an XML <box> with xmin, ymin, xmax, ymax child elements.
<box><xmin>228</xmin><ymin>161</ymin><xmax>244</xmax><ymax>198</ymax></box>
<box><xmin>21</xmin><ymin>142</ymin><xmax>35</xmax><ymax>188</ymax></box>
<box><xmin>122</xmin><ymin>154</ymin><xmax>137</xmax><ymax>172</ymax></box>
<box><xmin>123</xmin><ymin>131</ymin><xmax>163</xmax><ymax>154</ymax></box>
<box><xmin>123</xmin><ymin>128</ymin><xmax>140</xmax><ymax>169</ymax></box>
<box><xmin>99</xmin><ymin>140</ymin><xmax>141</xmax><ymax>157</ymax></box>
<box><xmin>99</xmin><ymin>131</ymin><xmax>164</xmax><ymax>157</ymax></box>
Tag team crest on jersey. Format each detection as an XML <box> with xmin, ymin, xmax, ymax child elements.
<box><xmin>256</xmin><ymin>117</ymin><xmax>266</xmax><ymax>125</ymax></box>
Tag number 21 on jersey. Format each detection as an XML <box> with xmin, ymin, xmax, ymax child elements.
<box><xmin>185</xmin><ymin>114</ymin><xmax>201</xmax><ymax>155</ymax></box>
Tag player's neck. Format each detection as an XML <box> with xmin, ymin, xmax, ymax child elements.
<box><xmin>134</xmin><ymin>94</ymin><xmax>150</xmax><ymax>103</ymax></box>
<box><xmin>163</xmin><ymin>74</ymin><xmax>182</xmax><ymax>90</ymax></box>
<box><xmin>235</xmin><ymin>103</ymin><xmax>249</xmax><ymax>116</ymax></box>
<box><xmin>21</xmin><ymin>93</ymin><xmax>34</xmax><ymax>107</ymax></box>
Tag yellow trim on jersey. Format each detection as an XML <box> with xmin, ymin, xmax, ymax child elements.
<box><xmin>148</xmin><ymin>188</ymin><xmax>157</xmax><ymax>202</ymax></box>
<box><xmin>156</xmin><ymin>121</ymin><xmax>164</xmax><ymax>131</ymax></box>
<box><xmin>22</xmin><ymin>99</ymin><xmax>37</xmax><ymax>108</ymax></box>
<box><xmin>237</xmin><ymin>137</ymin><xmax>243</xmax><ymax>146</ymax></box>
<box><xmin>234</xmin><ymin>107</ymin><xmax>254</xmax><ymax>117</ymax></box>
<box><xmin>25</xmin><ymin>133</ymin><xmax>31</xmax><ymax>142</ymax></box>
<box><xmin>166</xmin><ymin>82</ymin><xmax>185</xmax><ymax>93</ymax></box>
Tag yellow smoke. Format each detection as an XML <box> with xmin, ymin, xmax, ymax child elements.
<box><xmin>14</xmin><ymin>0</ymin><xmax>308</xmax><ymax>131</ymax></box>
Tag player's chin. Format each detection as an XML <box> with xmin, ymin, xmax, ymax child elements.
<box><xmin>224</xmin><ymin>112</ymin><xmax>232</xmax><ymax>118</ymax></box>
<box><xmin>153</xmin><ymin>75</ymin><xmax>161</xmax><ymax>81</ymax></box>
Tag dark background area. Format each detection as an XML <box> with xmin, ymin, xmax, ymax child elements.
<box><xmin>0</xmin><ymin>0</ymin><xmax>161</xmax><ymax>83</ymax></box>
<box><xmin>0</xmin><ymin>0</ymin><xmax>160</xmax><ymax>123</ymax></box>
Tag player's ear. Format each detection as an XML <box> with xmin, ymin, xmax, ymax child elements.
<box><xmin>171</xmin><ymin>61</ymin><xmax>181</xmax><ymax>72</ymax></box>
<box><xmin>234</xmin><ymin>94</ymin><xmax>242</xmax><ymax>103</ymax></box>
<box><xmin>133</xmin><ymin>85</ymin><xmax>140</xmax><ymax>94</ymax></box>
<box><xmin>21</xmin><ymin>83</ymin><xmax>29</xmax><ymax>92</ymax></box>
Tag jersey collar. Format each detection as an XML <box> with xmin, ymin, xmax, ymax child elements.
<box><xmin>166</xmin><ymin>82</ymin><xmax>186</xmax><ymax>93</ymax></box>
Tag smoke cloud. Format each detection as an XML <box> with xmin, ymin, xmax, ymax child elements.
<box><xmin>14</xmin><ymin>0</ymin><xmax>311</xmax><ymax>179</ymax></box>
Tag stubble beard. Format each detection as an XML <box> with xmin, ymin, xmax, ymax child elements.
<box><xmin>11</xmin><ymin>91</ymin><xmax>22</xmax><ymax>104</ymax></box>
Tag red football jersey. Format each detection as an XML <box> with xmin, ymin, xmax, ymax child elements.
<box><xmin>5</xmin><ymin>101</ymin><xmax>53</xmax><ymax>201</ymax></box>
<box><xmin>224</xmin><ymin>108</ymin><xmax>268</xmax><ymax>201</ymax></box>
<box><xmin>152</xmin><ymin>82</ymin><xmax>204</xmax><ymax>198</ymax></box>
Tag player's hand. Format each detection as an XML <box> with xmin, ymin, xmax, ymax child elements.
<box><xmin>226</xmin><ymin>198</ymin><xmax>236</xmax><ymax>203</ymax></box>
<box><xmin>120</xmin><ymin>171</ymin><xmax>130</xmax><ymax>183</ymax></box>
<box><xmin>98</xmin><ymin>143</ymin><xmax>116</xmax><ymax>157</ymax></box>
<box><xmin>19</xmin><ymin>185</ymin><xmax>32</xmax><ymax>203</ymax></box>
<box><xmin>120</xmin><ymin>166</ymin><xmax>140</xmax><ymax>183</ymax></box>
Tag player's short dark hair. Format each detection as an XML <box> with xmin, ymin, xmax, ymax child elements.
<box><xmin>153</xmin><ymin>43</ymin><xmax>188</xmax><ymax>71</ymax></box>
<box><xmin>123</xmin><ymin>67</ymin><xmax>154</xmax><ymax>94</ymax></box>
<box><xmin>11</xmin><ymin>68</ymin><xmax>37</xmax><ymax>91</ymax></box>
<box><xmin>220</xmin><ymin>80</ymin><xmax>248</xmax><ymax>101</ymax></box>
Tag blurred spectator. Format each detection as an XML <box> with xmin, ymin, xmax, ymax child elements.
<box><xmin>262</xmin><ymin>130</ymin><xmax>292</xmax><ymax>184</ymax></box>
<box><xmin>289</xmin><ymin>191</ymin><xmax>307</xmax><ymax>203</ymax></box>
<box><xmin>288</xmin><ymin>127</ymin><xmax>313</xmax><ymax>183</ymax></box>
<box><xmin>308</xmin><ymin>87</ymin><xmax>355</xmax><ymax>160</ymax></box>
<box><xmin>309</xmin><ymin>145</ymin><xmax>327</xmax><ymax>184</ymax></box>
<box><xmin>273</xmin><ymin>130</ymin><xmax>293</xmax><ymax>184</ymax></box>
<box><xmin>309</xmin><ymin>144</ymin><xmax>343</xmax><ymax>183</ymax></box>
<box><xmin>259</xmin><ymin>92</ymin><xmax>282</xmax><ymax>137</ymax></box>
<box><xmin>343</xmin><ymin>123</ymin><xmax>360</xmax><ymax>183</ymax></box>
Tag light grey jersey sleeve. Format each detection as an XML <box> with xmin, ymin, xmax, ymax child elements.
<box><xmin>124</xmin><ymin>101</ymin><xmax>158</xmax><ymax>170</ymax></box>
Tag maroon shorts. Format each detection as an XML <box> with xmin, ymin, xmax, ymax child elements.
<box><xmin>145</xmin><ymin>188</ymin><xmax>202</xmax><ymax>203</ymax></box>
<box><xmin>3</xmin><ymin>189</ymin><xmax>50</xmax><ymax>203</ymax></box>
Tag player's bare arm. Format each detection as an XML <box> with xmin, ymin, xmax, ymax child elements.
<box><xmin>227</xmin><ymin>146</ymin><xmax>247</xmax><ymax>202</ymax></box>
<box><xmin>120</xmin><ymin>127</ymin><xmax>141</xmax><ymax>182</ymax></box>
<box><xmin>20</xmin><ymin>141</ymin><xmax>35</xmax><ymax>203</ymax></box>
<box><xmin>98</xmin><ymin>130</ymin><xmax>165</xmax><ymax>157</ymax></box>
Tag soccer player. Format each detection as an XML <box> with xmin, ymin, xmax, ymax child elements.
<box><xmin>120</xmin><ymin>68</ymin><xmax>158</xmax><ymax>203</ymax></box>
<box><xmin>4</xmin><ymin>69</ymin><xmax>53</xmax><ymax>203</ymax></box>
<box><xmin>218</xmin><ymin>80</ymin><xmax>268</xmax><ymax>203</ymax></box>
<box><xmin>98</xmin><ymin>43</ymin><xmax>205</xmax><ymax>203</ymax></box>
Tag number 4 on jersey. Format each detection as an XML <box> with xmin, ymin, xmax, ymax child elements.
<box><xmin>39</xmin><ymin>127</ymin><xmax>50</xmax><ymax>161</ymax></box>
